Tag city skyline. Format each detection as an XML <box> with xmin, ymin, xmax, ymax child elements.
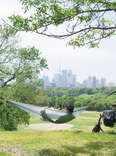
<box><xmin>41</xmin><ymin>69</ymin><xmax>115</xmax><ymax>88</ymax></box>
<box><xmin>41</xmin><ymin>67</ymin><xmax>116</xmax><ymax>84</ymax></box>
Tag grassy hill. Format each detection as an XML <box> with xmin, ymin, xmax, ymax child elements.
<box><xmin>0</xmin><ymin>112</ymin><xmax>116</xmax><ymax>156</ymax></box>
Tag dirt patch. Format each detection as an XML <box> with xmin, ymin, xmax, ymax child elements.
<box><xmin>27</xmin><ymin>123</ymin><xmax>73</xmax><ymax>131</ymax></box>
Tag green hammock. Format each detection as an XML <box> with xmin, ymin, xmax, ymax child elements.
<box><xmin>7</xmin><ymin>100</ymin><xmax>88</xmax><ymax>124</ymax></box>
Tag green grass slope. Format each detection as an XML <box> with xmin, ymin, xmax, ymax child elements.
<box><xmin>0</xmin><ymin>112</ymin><xmax>116</xmax><ymax>156</ymax></box>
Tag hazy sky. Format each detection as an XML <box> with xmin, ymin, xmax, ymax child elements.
<box><xmin>0</xmin><ymin>0</ymin><xmax>116</xmax><ymax>84</ymax></box>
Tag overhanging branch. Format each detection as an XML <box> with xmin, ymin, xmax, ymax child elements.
<box><xmin>36</xmin><ymin>26</ymin><xmax>116</xmax><ymax>39</ymax></box>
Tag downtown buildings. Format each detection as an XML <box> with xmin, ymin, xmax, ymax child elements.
<box><xmin>41</xmin><ymin>70</ymin><xmax>115</xmax><ymax>88</ymax></box>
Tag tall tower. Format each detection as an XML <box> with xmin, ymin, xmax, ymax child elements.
<box><xmin>92</xmin><ymin>76</ymin><xmax>97</xmax><ymax>88</ymax></box>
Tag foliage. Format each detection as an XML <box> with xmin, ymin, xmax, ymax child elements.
<box><xmin>9</xmin><ymin>0</ymin><xmax>116</xmax><ymax>48</ymax></box>
<box><xmin>0</xmin><ymin>81</ymin><xmax>49</xmax><ymax>130</ymax></box>
<box><xmin>0</xmin><ymin>24</ymin><xmax>48</xmax><ymax>87</ymax></box>
<box><xmin>0</xmin><ymin>90</ymin><xmax>30</xmax><ymax>131</ymax></box>
<box><xmin>0</xmin><ymin>24</ymin><xmax>48</xmax><ymax>130</ymax></box>
<box><xmin>43</xmin><ymin>87</ymin><xmax>116</xmax><ymax>111</ymax></box>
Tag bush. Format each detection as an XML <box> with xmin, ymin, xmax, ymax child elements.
<box><xmin>0</xmin><ymin>100</ymin><xmax>30</xmax><ymax>131</ymax></box>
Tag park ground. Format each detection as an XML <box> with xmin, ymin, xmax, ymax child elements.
<box><xmin>0</xmin><ymin>111</ymin><xmax>116</xmax><ymax>156</ymax></box>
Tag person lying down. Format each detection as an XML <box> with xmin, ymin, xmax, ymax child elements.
<box><xmin>40</xmin><ymin>105</ymin><xmax>75</xmax><ymax>124</ymax></box>
<box><xmin>6</xmin><ymin>100</ymin><xmax>88</xmax><ymax>124</ymax></box>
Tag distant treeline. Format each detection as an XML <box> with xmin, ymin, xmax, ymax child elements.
<box><xmin>42</xmin><ymin>87</ymin><xmax>116</xmax><ymax>111</ymax></box>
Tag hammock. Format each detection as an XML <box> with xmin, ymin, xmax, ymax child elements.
<box><xmin>7</xmin><ymin>100</ymin><xmax>88</xmax><ymax>124</ymax></box>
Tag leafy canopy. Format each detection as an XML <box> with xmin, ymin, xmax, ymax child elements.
<box><xmin>0</xmin><ymin>24</ymin><xmax>48</xmax><ymax>130</ymax></box>
<box><xmin>9</xmin><ymin>0</ymin><xmax>116</xmax><ymax>48</ymax></box>
<box><xmin>0</xmin><ymin>24</ymin><xmax>48</xmax><ymax>87</ymax></box>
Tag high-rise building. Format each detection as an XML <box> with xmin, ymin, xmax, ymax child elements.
<box><xmin>100</xmin><ymin>78</ymin><xmax>106</xmax><ymax>87</ymax></box>
<box><xmin>92</xmin><ymin>76</ymin><xmax>97</xmax><ymax>88</ymax></box>
<box><xmin>41</xmin><ymin>71</ymin><xmax>114</xmax><ymax>88</ymax></box>
<box><xmin>88</xmin><ymin>76</ymin><xmax>92</xmax><ymax>88</ymax></box>
<box><xmin>52</xmin><ymin>69</ymin><xmax>77</xmax><ymax>87</ymax></box>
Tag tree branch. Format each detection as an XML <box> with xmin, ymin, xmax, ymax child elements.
<box><xmin>36</xmin><ymin>26</ymin><xmax>116</xmax><ymax>39</ymax></box>
<box><xmin>77</xmin><ymin>8</ymin><xmax>116</xmax><ymax>15</ymax></box>
<box><xmin>1</xmin><ymin>74</ymin><xmax>16</xmax><ymax>87</ymax></box>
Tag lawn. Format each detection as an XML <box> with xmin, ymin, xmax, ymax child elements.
<box><xmin>0</xmin><ymin>111</ymin><xmax>116</xmax><ymax>156</ymax></box>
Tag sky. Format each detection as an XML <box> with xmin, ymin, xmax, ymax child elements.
<box><xmin>0</xmin><ymin>0</ymin><xmax>116</xmax><ymax>84</ymax></box>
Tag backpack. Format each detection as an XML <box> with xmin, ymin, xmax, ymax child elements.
<box><xmin>102</xmin><ymin>110</ymin><xmax>116</xmax><ymax>127</ymax></box>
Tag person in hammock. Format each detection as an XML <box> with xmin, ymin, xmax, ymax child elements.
<box><xmin>5</xmin><ymin>99</ymin><xmax>89</xmax><ymax>124</ymax></box>
<box><xmin>58</xmin><ymin>104</ymin><xmax>63</xmax><ymax>110</ymax></box>
<box><xmin>40</xmin><ymin>105</ymin><xmax>75</xmax><ymax>124</ymax></box>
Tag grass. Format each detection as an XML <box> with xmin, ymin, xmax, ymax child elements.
<box><xmin>0</xmin><ymin>112</ymin><xmax>116</xmax><ymax>156</ymax></box>
<box><xmin>79</xmin><ymin>112</ymin><xmax>101</xmax><ymax>118</ymax></box>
